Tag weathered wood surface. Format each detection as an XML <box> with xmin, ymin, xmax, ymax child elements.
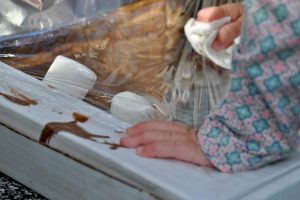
<box><xmin>0</xmin><ymin>125</ymin><xmax>155</xmax><ymax>200</ymax></box>
<box><xmin>1</xmin><ymin>62</ymin><xmax>300</xmax><ymax>200</ymax></box>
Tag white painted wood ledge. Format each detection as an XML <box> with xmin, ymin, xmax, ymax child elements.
<box><xmin>1</xmin><ymin>62</ymin><xmax>300</xmax><ymax>200</ymax></box>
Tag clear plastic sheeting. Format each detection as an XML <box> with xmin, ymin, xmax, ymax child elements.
<box><xmin>0</xmin><ymin>0</ymin><xmax>139</xmax><ymax>36</ymax></box>
<box><xmin>0</xmin><ymin>0</ymin><xmax>230</xmax><ymax>128</ymax></box>
<box><xmin>168</xmin><ymin>44</ymin><xmax>230</xmax><ymax>128</ymax></box>
<box><xmin>21</xmin><ymin>0</ymin><xmax>56</xmax><ymax>11</ymax></box>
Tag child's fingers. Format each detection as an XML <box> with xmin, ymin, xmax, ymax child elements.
<box><xmin>196</xmin><ymin>3</ymin><xmax>244</xmax><ymax>50</ymax></box>
<box><xmin>136</xmin><ymin>140</ymin><xmax>202</xmax><ymax>164</ymax></box>
<box><xmin>137</xmin><ymin>140</ymin><xmax>213</xmax><ymax>167</ymax></box>
<box><xmin>120</xmin><ymin>130</ymin><xmax>190</xmax><ymax>148</ymax></box>
<box><xmin>126</xmin><ymin>120</ymin><xmax>189</xmax><ymax>136</ymax></box>
<box><xmin>197</xmin><ymin>3</ymin><xmax>243</xmax><ymax>23</ymax></box>
<box><xmin>197</xmin><ymin>6</ymin><xmax>226</xmax><ymax>22</ymax></box>
<box><xmin>213</xmin><ymin>16</ymin><xmax>243</xmax><ymax>50</ymax></box>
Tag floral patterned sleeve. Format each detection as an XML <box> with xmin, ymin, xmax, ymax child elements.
<box><xmin>198</xmin><ymin>0</ymin><xmax>300</xmax><ymax>172</ymax></box>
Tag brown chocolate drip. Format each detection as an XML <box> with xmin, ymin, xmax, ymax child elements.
<box><xmin>11</xmin><ymin>88</ymin><xmax>38</xmax><ymax>105</ymax></box>
<box><xmin>0</xmin><ymin>92</ymin><xmax>37</xmax><ymax>106</ymax></box>
<box><xmin>102</xmin><ymin>141</ymin><xmax>124</xmax><ymax>150</ymax></box>
<box><xmin>39</xmin><ymin>121</ymin><xmax>110</xmax><ymax>145</ymax></box>
<box><xmin>72</xmin><ymin>112</ymin><xmax>89</xmax><ymax>123</ymax></box>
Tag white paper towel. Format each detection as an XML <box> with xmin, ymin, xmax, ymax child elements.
<box><xmin>184</xmin><ymin>17</ymin><xmax>239</xmax><ymax>69</ymax></box>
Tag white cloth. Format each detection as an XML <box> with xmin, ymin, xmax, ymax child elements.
<box><xmin>184</xmin><ymin>17</ymin><xmax>239</xmax><ymax>70</ymax></box>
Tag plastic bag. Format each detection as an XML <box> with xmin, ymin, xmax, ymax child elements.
<box><xmin>0</xmin><ymin>0</ymin><xmax>231</xmax><ymax>128</ymax></box>
<box><xmin>170</xmin><ymin>44</ymin><xmax>230</xmax><ymax>128</ymax></box>
<box><xmin>1</xmin><ymin>0</ymin><xmax>190</xmax><ymax>102</ymax></box>
<box><xmin>0</xmin><ymin>0</ymin><xmax>140</xmax><ymax>36</ymax></box>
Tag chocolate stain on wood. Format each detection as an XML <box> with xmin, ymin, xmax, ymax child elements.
<box><xmin>0</xmin><ymin>92</ymin><xmax>31</xmax><ymax>106</ymax></box>
<box><xmin>72</xmin><ymin>112</ymin><xmax>89</xmax><ymax>123</ymax></box>
<box><xmin>102</xmin><ymin>141</ymin><xmax>124</xmax><ymax>150</ymax></box>
<box><xmin>0</xmin><ymin>89</ymin><xmax>38</xmax><ymax>106</ymax></box>
<box><xmin>39</xmin><ymin>121</ymin><xmax>111</xmax><ymax>144</ymax></box>
<box><xmin>11</xmin><ymin>88</ymin><xmax>38</xmax><ymax>105</ymax></box>
<box><xmin>40</xmin><ymin>112</ymin><xmax>124</xmax><ymax>149</ymax></box>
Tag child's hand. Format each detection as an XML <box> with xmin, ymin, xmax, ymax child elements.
<box><xmin>120</xmin><ymin>120</ymin><xmax>213</xmax><ymax>167</ymax></box>
<box><xmin>197</xmin><ymin>3</ymin><xmax>243</xmax><ymax>50</ymax></box>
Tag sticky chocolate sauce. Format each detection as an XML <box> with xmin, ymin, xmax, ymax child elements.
<box><xmin>0</xmin><ymin>92</ymin><xmax>37</xmax><ymax>106</ymax></box>
<box><xmin>72</xmin><ymin>112</ymin><xmax>89</xmax><ymax>123</ymax></box>
<box><xmin>103</xmin><ymin>141</ymin><xmax>124</xmax><ymax>150</ymax></box>
<box><xmin>11</xmin><ymin>88</ymin><xmax>38</xmax><ymax>105</ymax></box>
<box><xmin>40</xmin><ymin>112</ymin><xmax>124</xmax><ymax>150</ymax></box>
<box><xmin>39</xmin><ymin>121</ymin><xmax>110</xmax><ymax>144</ymax></box>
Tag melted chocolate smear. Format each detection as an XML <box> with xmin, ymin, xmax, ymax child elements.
<box><xmin>0</xmin><ymin>92</ymin><xmax>37</xmax><ymax>106</ymax></box>
<box><xmin>103</xmin><ymin>141</ymin><xmax>124</xmax><ymax>150</ymax></box>
<box><xmin>72</xmin><ymin>112</ymin><xmax>89</xmax><ymax>123</ymax></box>
<box><xmin>39</xmin><ymin>121</ymin><xmax>123</xmax><ymax>150</ymax></box>
<box><xmin>39</xmin><ymin>121</ymin><xmax>110</xmax><ymax>144</ymax></box>
<box><xmin>11</xmin><ymin>88</ymin><xmax>38</xmax><ymax>105</ymax></box>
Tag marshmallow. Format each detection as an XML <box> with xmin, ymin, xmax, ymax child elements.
<box><xmin>43</xmin><ymin>56</ymin><xmax>97</xmax><ymax>99</ymax></box>
<box><xmin>184</xmin><ymin>17</ymin><xmax>239</xmax><ymax>69</ymax></box>
<box><xmin>110</xmin><ymin>91</ymin><xmax>169</xmax><ymax>125</ymax></box>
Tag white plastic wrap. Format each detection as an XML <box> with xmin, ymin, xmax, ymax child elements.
<box><xmin>0</xmin><ymin>0</ymin><xmax>231</xmax><ymax>128</ymax></box>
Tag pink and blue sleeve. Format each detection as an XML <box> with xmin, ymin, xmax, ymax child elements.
<box><xmin>198</xmin><ymin>0</ymin><xmax>300</xmax><ymax>172</ymax></box>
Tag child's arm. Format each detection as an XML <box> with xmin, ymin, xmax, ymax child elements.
<box><xmin>121</xmin><ymin>0</ymin><xmax>300</xmax><ymax>173</ymax></box>
<box><xmin>199</xmin><ymin>0</ymin><xmax>300</xmax><ymax>172</ymax></box>
<box><xmin>120</xmin><ymin>3</ymin><xmax>245</xmax><ymax>170</ymax></box>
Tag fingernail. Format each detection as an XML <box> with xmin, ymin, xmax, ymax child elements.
<box><xmin>125</xmin><ymin>128</ymin><xmax>133</xmax><ymax>135</ymax></box>
<box><xmin>126</xmin><ymin>127</ymin><xmax>138</xmax><ymax>135</ymax></box>
<box><xmin>120</xmin><ymin>138</ymin><xmax>132</xmax><ymax>148</ymax></box>
<box><xmin>136</xmin><ymin>147</ymin><xmax>143</xmax><ymax>155</ymax></box>
<box><xmin>120</xmin><ymin>136</ymin><xmax>129</xmax><ymax>144</ymax></box>
<box><xmin>120</xmin><ymin>135</ymin><xmax>129</xmax><ymax>140</ymax></box>
<box><xmin>213</xmin><ymin>41</ymin><xmax>224</xmax><ymax>50</ymax></box>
